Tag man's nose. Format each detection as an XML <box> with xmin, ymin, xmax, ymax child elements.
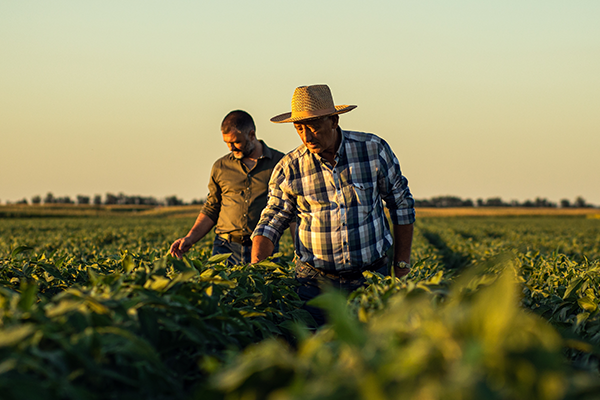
<box><xmin>303</xmin><ymin>129</ymin><xmax>314</xmax><ymax>142</ymax></box>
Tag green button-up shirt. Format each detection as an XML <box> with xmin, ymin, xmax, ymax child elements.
<box><xmin>201</xmin><ymin>140</ymin><xmax>285</xmax><ymax>236</ymax></box>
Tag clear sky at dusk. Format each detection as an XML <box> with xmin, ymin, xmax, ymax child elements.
<box><xmin>2</xmin><ymin>1</ymin><xmax>599</xmax><ymax>205</ymax></box>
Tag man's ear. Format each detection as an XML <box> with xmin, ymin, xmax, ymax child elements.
<box><xmin>247</xmin><ymin>129</ymin><xmax>257</xmax><ymax>140</ymax></box>
<box><xmin>330</xmin><ymin>115</ymin><xmax>339</xmax><ymax>130</ymax></box>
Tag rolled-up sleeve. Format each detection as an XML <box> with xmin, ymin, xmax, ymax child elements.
<box><xmin>378</xmin><ymin>140</ymin><xmax>416</xmax><ymax>225</ymax></box>
<box><xmin>200</xmin><ymin>163</ymin><xmax>221</xmax><ymax>223</ymax></box>
<box><xmin>251</xmin><ymin>160</ymin><xmax>296</xmax><ymax>243</ymax></box>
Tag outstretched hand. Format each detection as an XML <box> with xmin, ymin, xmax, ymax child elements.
<box><xmin>169</xmin><ymin>237</ymin><xmax>193</xmax><ymax>259</ymax></box>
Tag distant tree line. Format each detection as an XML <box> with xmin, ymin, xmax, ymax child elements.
<box><xmin>5</xmin><ymin>193</ymin><xmax>597</xmax><ymax>209</ymax></box>
<box><xmin>414</xmin><ymin>195</ymin><xmax>596</xmax><ymax>208</ymax></box>
<box><xmin>6</xmin><ymin>193</ymin><xmax>206</xmax><ymax>207</ymax></box>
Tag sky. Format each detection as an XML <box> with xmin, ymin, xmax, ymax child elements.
<box><xmin>2</xmin><ymin>1</ymin><xmax>599</xmax><ymax>205</ymax></box>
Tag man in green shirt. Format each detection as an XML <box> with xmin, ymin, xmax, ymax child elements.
<box><xmin>170</xmin><ymin>110</ymin><xmax>288</xmax><ymax>265</ymax></box>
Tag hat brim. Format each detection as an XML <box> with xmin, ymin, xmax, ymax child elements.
<box><xmin>270</xmin><ymin>105</ymin><xmax>357</xmax><ymax>123</ymax></box>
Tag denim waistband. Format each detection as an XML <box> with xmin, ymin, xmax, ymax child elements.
<box><xmin>296</xmin><ymin>255</ymin><xmax>388</xmax><ymax>280</ymax></box>
<box><xmin>217</xmin><ymin>233</ymin><xmax>252</xmax><ymax>246</ymax></box>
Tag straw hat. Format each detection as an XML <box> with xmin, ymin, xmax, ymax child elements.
<box><xmin>270</xmin><ymin>84</ymin><xmax>357</xmax><ymax>123</ymax></box>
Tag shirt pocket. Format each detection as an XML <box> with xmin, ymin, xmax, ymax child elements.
<box><xmin>351</xmin><ymin>182</ymin><xmax>374</xmax><ymax>205</ymax></box>
<box><xmin>346</xmin><ymin>181</ymin><xmax>376</xmax><ymax>224</ymax></box>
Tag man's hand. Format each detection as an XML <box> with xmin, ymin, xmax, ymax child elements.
<box><xmin>169</xmin><ymin>237</ymin><xmax>194</xmax><ymax>259</ymax></box>
<box><xmin>251</xmin><ymin>235</ymin><xmax>275</xmax><ymax>263</ymax></box>
<box><xmin>169</xmin><ymin>213</ymin><xmax>215</xmax><ymax>259</ymax></box>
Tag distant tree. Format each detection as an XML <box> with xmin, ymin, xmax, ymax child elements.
<box><xmin>463</xmin><ymin>198</ymin><xmax>474</xmax><ymax>207</ymax></box>
<box><xmin>560</xmin><ymin>199</ymin><xmax>571</xmax><ymax>208</ymax></box>
<box><xmin>191</xmin><ymin>198</ymin><xmax>206</xmax><ymax>205</ymax></box>
<box><xmin>31</xmin><ymin>195</ymin><xmax>42</xmax><ymax>205</ymax></box>
<box><xmin>16</xmin><ymin>198</ymin><xmax>28</xmax><ymax>205</ymax></box>
<box><xmin>77</xmin><ymin>195</ymin><xmax>90</xmax><ymax>205</ymax></box>
<box><xmin>484</xmin><ymin>197</ymin><xmax>506</xmax><ymax>207</ymax></box>
<box><xmin>574</xmin><ymin>196</ymin><xmax>588</xmax><ymax>208</ymax></box>
<box><xmin>93</xmin><ymin>195</ymin><xmax>102</xmax><ymax>206</ymax></box>
<box><xmin>141</xmin><ymin>196</ymin><xmax>159</xmax><ymax>206</ymax></box>
<box><xmin>105</xmin><ymin>193</ymin><xmax>118</xmax><ymax>205</ymax></box>
<box><xmin>165</xmin><ymin>195</ymin><xmax>184</xmax><ymax>206</ymax></box>
<box><xmin>44</xmin><ymin>192</ymin><xmax>55</xmax><ymax>204</ymax></box>
<box><xmin>522</xmin><ymin>199</ymin><xmax>535</xmax><ymax>208</ymax></box>
<box><xmin>414</xmin><ymin>199</ymin><xmax>432</xmax><ymax>207</ymax></box>
<box><xmin>55</xmin><ymin>196</ymin><xmax>74</xmax><ymax>204</ymax></box>
<box><xmin>476</xmin><ymin>198</ymin><xmax>484</xmax><ymax>207</ymax></box>
<box><xmin>427</xmin><ymin>196</ymin><xmax>474</xmax><ymax>208</ymax></box>
<box><xmin>413</xmin><ymin>196</ymin><xmax>473</xmax><ymax>208</ymax></box>
<box><xmin>534</xmin><ymin>197</ymin><xmax>556</xmax><ymax>208</ymax></box>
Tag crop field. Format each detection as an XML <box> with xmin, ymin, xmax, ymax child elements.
<box><xmin>1</xmin><ymin>212</ymin><xmax>600</xmax><ymax>400</ymax></box>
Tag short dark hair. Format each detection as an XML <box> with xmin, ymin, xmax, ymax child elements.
<box><xmin>221</xmin><ymin>110</ymin><xmax>255</xmax><ymax>134</ymax></box>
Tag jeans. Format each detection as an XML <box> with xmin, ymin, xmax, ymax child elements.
<box><xmin>295</xmin><ymin>259</ymin><xmax>390</xmax><ymax>327</ymax></box>
<box><xmin>212</xmin><ymin>235</ymin><xmax>279</xmax><ymax>266</ymax></box>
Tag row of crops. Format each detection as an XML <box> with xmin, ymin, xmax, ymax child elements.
<box><xmin>1</xmin><ymin>215</ymin><xmax>599</xmax><ymax>399</ymax></box>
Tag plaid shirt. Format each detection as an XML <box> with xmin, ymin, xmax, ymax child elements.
<box><xmin>252</xmin><ymin>129</ymin><xmax>415</xmax><ymax>272</ymax></box>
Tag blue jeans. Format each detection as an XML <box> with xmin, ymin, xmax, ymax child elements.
<box><xmin>295</xmin><ymin>259</ymin><xmax>390</xmax><ymax>327</ymax></box>
<box><xmin>212</xmin><ymin>235</ymin><xmax>279</xmax><ymax>266</ymax></box>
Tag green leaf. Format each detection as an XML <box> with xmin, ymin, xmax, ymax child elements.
<box><xmin>17</xmin><ymin>282</ymin><xmax>38</xmax><ymax>312</ymax></box>
<box><xmin>563</xmin><ymin>277</ymin><xmax>583</xmax><ymax>299</ymax></box>
<box><xmin>0</xmin><ymin>324</ymin><xmax>36</xmax><ymax>347</ymax></box>
<box><xmin>207</xmin><ymin>253</ymin><xmax>232</xmax><ymax>264</ymax></box>
<box><xmin>0</xmin><ymin>359</ymin><xmax>17</xmax><ymax>374</ymax></box>
<box><xmin>10</xmin><ymin>246</ymin><xmax>33</xmax><ymax>259</ymax></box>
<box><xmin>253</xmin><ymin>260</ymin><xmax>280</xmax><ymax>269</ymax></box>
<box><xmin>146</xmin><ymin>276</ymin><xmax>170</xmax><ymax>291</ymax></box>
<box><xmin>577</xmin><ymin>297</ymin><xmax>597</xmax><ymax>313</ymax></box>
<box><xmin>426</xmin><ymin>271</ymin><xmax>444</xmax><ymax>285</ymax></box>
<box><xmin>45</xmin><ymin>299</ymin><xmax>83</xmax><ymax>318</ymax></box>
<box><xmin>95</xmin><ymin>326</ymin><xmax>164</xmax><ymax>366</ymax></box>
<box><xmin>309</xmin><ymin>289</ymin><xmax>367</xmax><ymax>347</ymax></box>
<box><xmin>239</xmin><ymin>310</ymin><xmax>267</xmax><ymax>317</ymax></box>
<box><xmin>575</xmin><ymin>312</ymin><xmax>590</xmax><ymax>327</ymax></box>
<box><xmin>37</xmin><ymin>263</ymin><xmax>65</xmax><ymax>281</ymax></box>
<box><xmin>87</xmin><ymin>266</ymin><xmax>99</xmax><ymax>285</ymax></box>
<box><xmin>122</xmin><ymin>253</ymin><xmax>135</xmax><ymax>273</ymax></box>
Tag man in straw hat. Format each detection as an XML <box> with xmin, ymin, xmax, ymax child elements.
<box><xmin>251</xmin><ymin>84</ymin><xmax>415</xmax><ymax>325</ymax></box>
<box><xmin>170</xmin><ymin>110</ymin><xmax>291</xmax><ymax>265</ymax></box>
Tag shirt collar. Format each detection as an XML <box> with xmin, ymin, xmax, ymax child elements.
<box><xmin>259</xmin><ymin>140</ymin><xmax>273</xmax><ymax>159</ymax></box>
<box><xmin>336</xmin><ymin>128</ymin><xmax>346</xmax><ymax>159</ymax></box>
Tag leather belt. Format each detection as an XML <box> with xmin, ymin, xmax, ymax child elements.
<box><xmin>300</xmin><ymin>255</ymin><xmax>388</xmax><ymax>281</ymax></box>
<box><xmin>218</xmin><ymin>233</ymin><xmax>252</xmax><ymax>246</ymax></box>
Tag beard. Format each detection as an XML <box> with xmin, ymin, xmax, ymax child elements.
<box><xmin>233</xmin><ymin>140</ymin><xmax>255</xmax><ymax>159</ymax></box>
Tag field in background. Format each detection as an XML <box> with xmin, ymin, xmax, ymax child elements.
<box><xmin>417</xmin><ymin>207</ymin><xmax>600</xmax><ymax>218</ymax></box>
<box><xmin>1</xmin><ymin>210</ymin><xmax>599</xmax><ymax>399</ymax></box>
<box><xmin>0</xmin><ymin>204</ymin><xmax>203</xmax><ymax>218</ymax></box>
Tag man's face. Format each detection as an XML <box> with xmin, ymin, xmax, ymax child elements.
<box><xmin>222</xmin><ymin>129</ymin><xmax>255</xmax><ymax>159</ymax></box>
<box><xmin>293</xmin><ymin>116</ymin><xmax>339</xmax><ymax>154</ymax></box>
